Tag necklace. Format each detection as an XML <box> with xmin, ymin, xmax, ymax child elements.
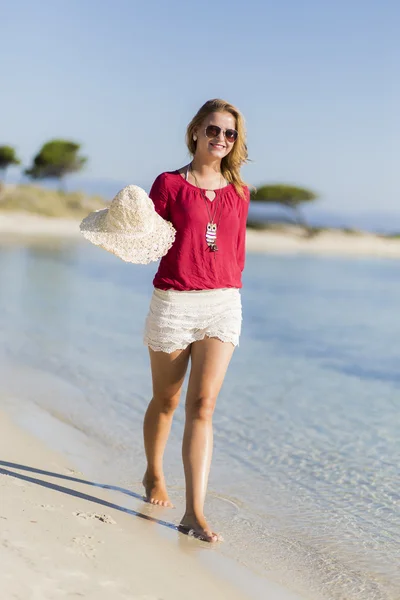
<box><xmin>190</xmin><ymin>163</ymin><xmax>225</xmax><ymax>252</ymax></box>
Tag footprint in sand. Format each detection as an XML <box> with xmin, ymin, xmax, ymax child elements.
<box><xmin>71</xmin><ymin>535</ymin><xmax>103</xmax><ymax>559</ymax></box>
<box><xmin>73</xmin><ymin>511</ymin><xmax>116</xmax><ymax>524</ymax></box>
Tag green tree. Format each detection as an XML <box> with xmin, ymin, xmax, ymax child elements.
<box><xmin>0</xmin><ymin>146</ymin><xmax>21</xmax><ymax>181</ymax></box>
<box><xmin>251</xmin><ymin>184</ymin><xmax>318</xmax><ymax>227</ymax></box>
<box><xmin>25</xmin><ymin>140</ymin><xmax>87</xmax><ymax>191</ymax></box>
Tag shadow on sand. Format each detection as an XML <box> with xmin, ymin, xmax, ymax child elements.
<box><xmin>0</xmin><ymin>460</ymin><xmax>178</xmax><ymax>532</ymax></box>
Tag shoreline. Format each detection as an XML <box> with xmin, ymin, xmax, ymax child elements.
<box><xmin>1</xmin><ymin>221</ymin><xmax>397</xmax><ymax>599</ymax></box>
<box><xmin>1</xmin><ymin>210</ymin><xmax>400</xmax><ymax>259</ymax></box>
<box><xmin>0</xmin><ymin>365</ymin><xmax>303</xmax><ymax>600</ymax></box>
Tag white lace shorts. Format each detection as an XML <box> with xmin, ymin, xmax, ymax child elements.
<box><xmin>143</xmin><ymin>287</ymin><xmax>242</xmax><ymax>353</ymax></box>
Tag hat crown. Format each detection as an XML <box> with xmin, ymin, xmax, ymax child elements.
<box><xmin>79</xmin><ymin>183</ymin><xmax>176</xmax><ymax>264</ymax></box>
<box><xmin>106</xmin><ymin>185</ymin><xmax>154</xmax><ymax>233</ymax></box>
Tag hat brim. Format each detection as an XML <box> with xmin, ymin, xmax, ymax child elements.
<box><xmin>79</xmin><ymin>208</ymin><xmax>176</xmax><ymax>264</ymax></box>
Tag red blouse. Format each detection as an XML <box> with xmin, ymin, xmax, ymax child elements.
<box><xmin>149</xmin><ymin>171</ymin><xmax>249</xmax><ymax>291</ymax></box>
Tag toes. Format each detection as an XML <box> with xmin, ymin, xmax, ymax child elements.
<box><xmin>200</xmin><ymin>532</ymin><xmax>216</xmax><ymax>543</ymax></box>
<box><xmin>203</xmin><ymin>530</ymin><xmax>223</xmax><ymax>543</ymax></box>
<box><xmin>149</xmin><ymin>498</ymin><xmax>173</xmax><ymax>507</ymax></box>
<box><xmin>178</xmin><ymin>524</ymin><xmax>221</xmax><ymax>543</ymax></box>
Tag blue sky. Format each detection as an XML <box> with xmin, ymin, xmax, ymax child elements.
<box><xmin>2</xmin><ymin>0</ymin><xmax>399</xmax><ymax>213</ymax></box>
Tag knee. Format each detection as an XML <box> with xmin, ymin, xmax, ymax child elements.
<box><xmin>187</xmin><ymin>395</ymin><xmax>217</xmax><ymax>421</ymax></box>
<box><xmin>153</xmin><ymin>392</ymin><xmax>180</xmax><ymax>415</ymax></box>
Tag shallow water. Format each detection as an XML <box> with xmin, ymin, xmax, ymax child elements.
<box><xmin>0</xmin><ymin>239</ymin><xmax>399</xmax><ymax>600</ymax></box>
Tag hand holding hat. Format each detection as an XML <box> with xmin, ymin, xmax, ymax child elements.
<box><xmin>79</xmin><ymin>185</ymin><xmax>176</xmax><ymax>264</ymax></box>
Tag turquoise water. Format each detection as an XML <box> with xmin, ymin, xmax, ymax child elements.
<box><xmin>0</xmin><ymin>240</ymin><xmax>399</xmax><ymax>600</ymax></box>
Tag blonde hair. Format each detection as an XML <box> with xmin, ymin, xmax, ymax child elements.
<box><xmin>186</xmin><ymin>99</ymin><xmax>248</xmax><ymax>199</ymax></box>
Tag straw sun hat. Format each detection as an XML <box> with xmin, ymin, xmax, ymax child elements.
<box><xmin>79</xmin><ymin>185</ymin><xmax>176</xmax><ymax>264</ymax></box>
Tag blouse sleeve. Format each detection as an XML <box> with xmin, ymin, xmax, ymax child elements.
<box><xmin>149</xmin><ymin>173</ymin><xmax>169</xmax><ymax>219</ymax></box>
<box><xmin>237</xmin><ymin>187</ymin><xmax>250</xmax><ymax>272</ymax></box>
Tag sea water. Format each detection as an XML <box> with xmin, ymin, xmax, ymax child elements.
<box><xmin>0</xmin><ymin>240</ymin><xmax>399</xmax><ymax>600</ymax></box>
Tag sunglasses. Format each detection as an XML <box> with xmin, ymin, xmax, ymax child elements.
<box><xmin>204</xmin><ymin>125</ymin><xmax>238</xmax><ymax>143</ymax></box>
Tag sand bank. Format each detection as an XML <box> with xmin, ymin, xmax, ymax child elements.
<box><xmin>2</xmin><ymin>210</ymin><xmax>399</xmax><ymax>259</ymax></box>
<box><xmin>0</xmin><ymin>212</ymin><xmax>80</xmax><ymax>238</ymax></box>
<box><xmin>245</xmin><ymin>227</ymin><xmax>400</xmax><ymax>259</ymax></box>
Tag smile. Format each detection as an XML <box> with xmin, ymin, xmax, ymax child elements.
<box><xmin>210</xmin><ymin>143</ymin><xmax>225</xmax><ymax>149</ymax></box>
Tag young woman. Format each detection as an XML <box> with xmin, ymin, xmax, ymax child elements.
<box><xmin>143</xmin><ymin>98</ymin><xmax>249</xmax><ymax>543</ymax></box>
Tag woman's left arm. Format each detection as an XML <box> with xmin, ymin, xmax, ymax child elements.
<box><xmin>237</xmin><ymin>187</ymin><xmax>250</xmax><ymax>272</ymax></box>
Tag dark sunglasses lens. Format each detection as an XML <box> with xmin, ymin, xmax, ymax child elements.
<box><xmin>206</xmin><ymin>125</ymin><xmax>221</xmax><ymax>138</ymax></box>
<box><xmin>225</xmin><ymin>129</ymin><xmax>238</xmax><ymax>142</ymax></box>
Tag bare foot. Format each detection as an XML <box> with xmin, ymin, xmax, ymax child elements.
<box><xmin>142</xmin><ymin>473</ymin><xmax>173</xmax><ymax>507</ymax></box>
<box><xmin>179</xmin><ymin>513</ymin><xmax>223</xmax><ymax>543</ymax></box>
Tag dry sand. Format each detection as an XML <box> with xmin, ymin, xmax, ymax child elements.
<box><xmin>1</xmin><ymin>211</ymin><xmax>400</xmax><ymax>259</ymax></box>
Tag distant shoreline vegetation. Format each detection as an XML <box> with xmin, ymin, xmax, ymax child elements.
<box><xmin>0</xmin><ymin>140</ymin><xmax>87</xmax><ymax>192</ymax></box>
<box><xmin>0</xmin><ymin>139</ymin><xmax>106</xmax><ymax>218</ymax></box>
<box><xmin>1</xmin><ymin>141</ymin><xmax>398</xmax><ymax>237</ymax></box>
<box><xmin>0</xmin><ymin>184</ymin><xmax>106</xmax><ymax>218</ymax></box>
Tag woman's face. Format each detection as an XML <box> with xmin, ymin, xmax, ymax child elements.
<box><xmin>194</xmin><ymin>111</ymin><xmax>237</xmax><ymax>160</ymax></box>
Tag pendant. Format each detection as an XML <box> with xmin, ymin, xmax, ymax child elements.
<box><xmin>206</xmin><ymin>222</ymin><xmax>218</xmax><ymax>251</ymax></box>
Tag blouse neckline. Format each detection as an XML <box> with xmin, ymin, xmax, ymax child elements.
<box><xmin>174</xmin><ymin>170</ymin><xmax>233</xmax><ymax>194</ymax></box>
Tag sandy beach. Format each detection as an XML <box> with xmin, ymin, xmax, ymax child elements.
<box><xmin>1</xmin><ymin>211</ymin><xmax>400</xmax><ymax>258</ymax></box>
<box><xmin>0</xmin><ymin>353</ymin><xmax>305</xmax><ymax>600</ymax></box>
<box><xmin>0</xmin><ymin>404</ymin><xmax>303</xmax><ymax>600</ymax></box>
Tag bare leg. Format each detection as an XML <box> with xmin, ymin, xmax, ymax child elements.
<box><xmin>143</xmin><ymin>346</ymin><xmax>191</xmax><ymax>506</ymax></box>
<box><xmin>180</xmin><ymin>337</ymin><xmax>235</xmax><ymax>541</ymax></box>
